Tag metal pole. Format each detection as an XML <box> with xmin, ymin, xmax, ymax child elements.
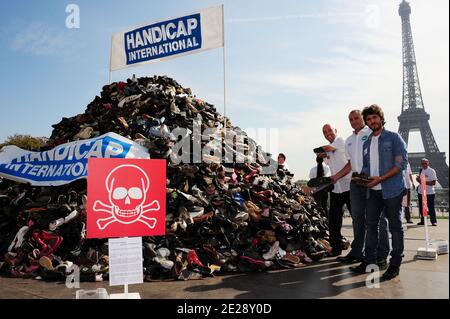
<box><xmin>222</xmin><ymin>4</ymin><xmax>227</xmax><ymax>131</ymax></box>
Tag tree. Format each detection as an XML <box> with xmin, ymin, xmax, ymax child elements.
<box><xmin>0</xmin><ymin>134</ymin><xmax>45</xmax><ymax>151</ymax></box>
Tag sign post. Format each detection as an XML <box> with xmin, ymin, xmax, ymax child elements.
<box><xmin>86</xmin><ymin>158</ymin><xmax>166</xmax><ymax>298</ymax></box>
<box><xmin>417</xmin><ymin>174</ymin><xmax>437</xmax><ymax>260</ymax></box>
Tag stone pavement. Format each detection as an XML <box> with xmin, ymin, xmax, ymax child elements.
<box><xmin>0</xmin><ymin>217</ymin><xmax>448</xmax><ymax>299</ymax></box>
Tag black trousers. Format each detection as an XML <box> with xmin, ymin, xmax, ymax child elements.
<box><xmin>329</xmin><ymin>191</ymin><xmax>351</xmax><ymax>251</ymax></box>
<box><xmin>313</xmin><ymin>191</ymin><xmax>329</xmax><ymax>219</ymax></box>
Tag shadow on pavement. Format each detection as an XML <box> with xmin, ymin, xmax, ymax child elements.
<box><xmin>184</xmin><ymin>258</ymin><xmax>370</xmax><ymax>299</ymax></box>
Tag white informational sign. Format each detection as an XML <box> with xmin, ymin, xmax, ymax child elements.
<box><xmin>110</xmin><ymin>5</ymin><xmax>224</xmax><ymax>71</ymax></box>
<box><xmin>0</xmin><ymin>132</ymin><xmax>150</xmax><ymax>186</ymax></box>
<box><xmin>108</xmin><ymin>237</ymin><xmax>144</xmax><ymax>286</ymax></box>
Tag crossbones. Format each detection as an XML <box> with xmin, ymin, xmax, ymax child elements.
<box><xmin>93</xmin><ymin>199</ymin><xmax>160</xmax><ymax>230</ymax></box>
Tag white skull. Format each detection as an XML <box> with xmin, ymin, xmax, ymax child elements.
<box><xmin>105</xmin><ymin>164</ymin><xmax>150</xmax><ymax>224</ymax></box>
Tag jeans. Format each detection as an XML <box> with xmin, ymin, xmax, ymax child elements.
<box><xmin>329</xmin><ymin>191</ymin><xmax>351</xmax><ymax>251</ymax></box>
<box><xmin>365</xmin><ymin>189</ymin><xmax>405</xmax><ymax>267</ymax></box>
<box><xmin>418</xmin><ymin>194</ymin><xmax>437</xmax><ymax>224</ymax></box>
<box><xmin>349</xmin><ymin>182</ymin><xmax>390</xmax><ymax>259</ymax></box>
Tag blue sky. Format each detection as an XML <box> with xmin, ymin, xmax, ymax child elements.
<box><xmin>0</xmin><ymin>0</ymin><xmax>448</xmax><ymax>180</ymax></box>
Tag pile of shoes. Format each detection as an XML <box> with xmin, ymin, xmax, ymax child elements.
<box><xmin>0</xmin><ymin>75</ymin><xmax>334</xmax><ymax>282</ymax></box>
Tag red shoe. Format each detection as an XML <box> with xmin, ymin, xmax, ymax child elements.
<box><xmin>187</xmin><ymin>250</ymin><xmax>205</xmax><ymax>268</ymax></box>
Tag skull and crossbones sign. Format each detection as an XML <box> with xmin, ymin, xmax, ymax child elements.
<box><xmin>93</xmin><ymin>164</ymin><xmax>160</xmax><ymax>230</ymax></box>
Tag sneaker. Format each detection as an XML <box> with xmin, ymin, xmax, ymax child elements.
<box><xmin>262</xmin><ymin>241</ymin><xmax>280</xmax><ymax>260</ymax></box>
<box><xmin>406</xmin><ymin>220</ymin><xmax>414</xmax><ymax>224</ymax></box>
<box><xmin>350</xmin><ymin>262</ymin><xmax>370</xmax><ymax>274</ymax></box>
<box><xmin>417</xmin><ymin>222</ymin><xmax>424</xmax><ymax>225</ymax></box>
<box><xmin>432</xmin><ymin>223</ymin><xmax>437</xmax><ymax>226</ymax></box>
<box><xmin>381</xmin><ymin>265</ymin><xmax>400</xmax><ymax>281</ymax></box>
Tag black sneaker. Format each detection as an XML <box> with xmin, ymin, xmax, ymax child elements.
<box><xmin>381</xmin><ymin>265</ymin><xmax>400</xmax><ymax>281</ymax></box>
<box><xmin>336</xmin><ymin>253</ymin><xmax>361</xmax><ymax>264</ymax></box>
<box><xmin>350</xmin><ymin>262</ymin><xmax>369</xmax><ymax>274</ymax></box>
<box><xmin>417</xmin><ymin>222</ymin><xmax>424</xmax><ymax>225</ymax></box>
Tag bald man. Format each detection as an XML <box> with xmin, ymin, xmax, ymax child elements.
<box><xmin>318</xmin><ymin>124</ymin><xmax>352</xmax><ymax>256</ymax></box>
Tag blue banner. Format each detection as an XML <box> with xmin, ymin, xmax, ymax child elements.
<box><xmin>0</xmin><ymin>132</ymin><xmax>150</xmax><ymax>186</ymax></box>
<box><xmin>124</xmin><ymin>13</ymin><xmax>202</xmax><ymax>65</ymax></box>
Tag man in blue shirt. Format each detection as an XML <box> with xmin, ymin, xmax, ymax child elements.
<box><xmin>350</xmin><ymin>104</ymin><xmax>408</xmax><ymax>281</ymax></box>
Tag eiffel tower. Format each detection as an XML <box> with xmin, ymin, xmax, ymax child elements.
<box><xmin>397</xmin><ymin>0</ymin><xmax>449</xmax><ymax>188</ymax></box>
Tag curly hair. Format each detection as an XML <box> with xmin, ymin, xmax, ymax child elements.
<box><xmin>362</xmin><ymin>104</ymin><xmax>386</xmax><ymax>125</ymax></box>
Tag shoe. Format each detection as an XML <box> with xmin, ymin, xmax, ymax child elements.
<box><xmin>376</xmin><ymin>258</ymin><xmax>388</xmax><ymax>270</ymax></box>
<box><xmin>432</xmin><ymin>223</ymin><xmax>437</xmax><ymax>226</ymax></box>
<box><xmin>336</xmin><ymin>253</ymin><xmax>361</xmax><ymax>264</ymax></box>
<box><xmin>307</xmin><ymin>177</ymin><xmax>332</xmax><ymax>188</ymax></box>
<box><xmin>417</xmin><ymin>222</ymin><xmax>424</xmax><ymax>225</ymax></box>
<box><xmin>313</xmin><ymin>146</ymin><xmax>326</xmax><ymax>154</ymax></box>
<box><xmin>381</xmin><ymin>265</ymin><xmax>400</xmax><ymax>281</ymax></box>
<box><xmin>351</xmin><ymin>172</ymin><xmax>371</xmax><ymax>184</ymax></box>
<box><xmin>39</xmin><ymin>256</ymin><xmax>55</xmax><ymax>271</ymax></box>
<box><xmin>406</xmin><ymin>220</ymin><xmax>414</xmax><ymax>224</ymax></box>
<box><xmin>262</xmin><ymin>241</ymin><xmax>280</xmax><ymax>260</ymax></box>
<box><xmin>350</xmin><ymin>262</ymin><xmax>370</xmax><ymax>274</ymax></box>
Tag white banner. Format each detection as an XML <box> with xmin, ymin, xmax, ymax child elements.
<box><xmin>110</xmin><ymin>5</ymin><xmax>224</xmax><ymax>71</ymax></box>
<box><xmin>0</xmin><ymin>132</ymin><xmax>150</xmax><ymax>186</ymax></box>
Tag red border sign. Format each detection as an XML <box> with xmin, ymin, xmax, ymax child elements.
<box><xmin>87</xmin><ymin>158</ymin><xmax>166</xmax><ymax>238</ymax></box>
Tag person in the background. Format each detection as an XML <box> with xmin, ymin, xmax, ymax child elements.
<box><xmin>403</xmin><ymin>162</ymin><xmax>415</xmax><ymax>223</ymax></box>
<box><xmin>416</xmin><ymin>158</ymin><xmax>438</xmax><ymax>226</ymax></box>
<box><xmin>277</xmin><ymin>153</ymin><xmax>289</xmax><ymax>171</ymax></box>
<box><xmin>309</xmin><ymin>156</ymin><xmax>332</xmax><ymax>218</ymax></box>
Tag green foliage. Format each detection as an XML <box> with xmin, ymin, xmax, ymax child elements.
<box><xmin>0</xmin><ymin>134</ymin><xmax>44</xmax><ymax>151</ymax></box>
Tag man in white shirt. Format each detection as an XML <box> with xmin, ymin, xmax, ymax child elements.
<box><xmin>416</xmin><ymin>158</ymin><xmax>438</xmax><ymax>226</ymax></box>
<box><xmin>403</xmin><ymin>162</ymin><xmax>415</xmax><ymax>223</ymax></box>
<box><xmin>309</xmin><ymin>156</ymin><xmax>332</xmax><ymax>217</ymax></box>
<box><xmin>318</xmin><ymin>124</ymin><xmax>351</xmax><ymax>256</ymax></box>
<box><xmin>330</xmin><ymin>110</ymin><xmax>389</xmax><ymax>266</ymax></box>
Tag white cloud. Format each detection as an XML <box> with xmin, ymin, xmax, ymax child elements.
<box><xmin>10</xmin><ymin>22</ymin><xmax>68</xmax><ymax>56</ymax></box>
<box><xmin>234</xmin><ymin>0</ymin><xmax>448</xmax><ymax>180</ymax></box>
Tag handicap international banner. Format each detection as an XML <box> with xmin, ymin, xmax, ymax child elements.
<box><xmin>110</xmin><ymin>5</ymin><xmax>224</xmax><ymax>71</ymax></box>
<box><xmin>0</xmin><ymin>133</ymin><xmax>150</xmax><ymax>186</ymax></box>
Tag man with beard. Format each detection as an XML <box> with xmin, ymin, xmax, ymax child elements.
<box><xmin>350</xmin><ymin>104</ymin><xmax>408</xmax><ymax>281</ymax></box>
<box><xmin>331</xmin><ymin>110</ymin><xmax>389</xmax><ymax>268</ymax></box>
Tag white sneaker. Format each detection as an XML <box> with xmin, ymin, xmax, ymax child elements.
<box><xmin>263</xmin><ymin>241</ymin><xmax>280</xmax><ymax>260</ymax></box>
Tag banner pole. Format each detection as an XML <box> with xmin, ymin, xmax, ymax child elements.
<box><xmin>222</xmin><ymin>4</ymin><xmax>227</xmax><ymax>131</ymax></box>
<box><xmin>421</xmin><ymin>175</ymin><xmax>430</xmax><ymax>248</ymax></box>
<box><xmin>109</xmin><ymin>36</ymin><xmax>113</xmax><ymax>84</ymax></box>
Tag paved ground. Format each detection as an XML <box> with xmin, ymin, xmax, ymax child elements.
<box><xmin>0</xmin><ymin>217</ymin><xmax>448</xmax><ymax>299</ymax></box>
